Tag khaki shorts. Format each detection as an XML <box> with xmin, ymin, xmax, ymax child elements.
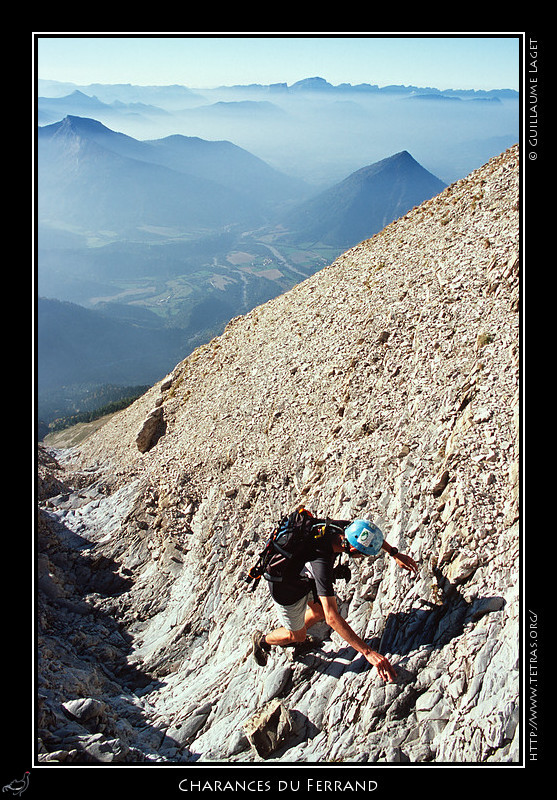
<box><xmin>272</xmin><ymin>592</ymin><xmax>312</xmax><ymax>632</ymax></box>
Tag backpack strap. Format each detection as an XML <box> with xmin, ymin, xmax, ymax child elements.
<box><xmin>244</xmin><ymin>514</ymin><xmax>352</xmax><ymax>591</ymax></box>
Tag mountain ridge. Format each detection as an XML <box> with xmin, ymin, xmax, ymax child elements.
<box><xmin>37</xmin><ymin>297</ymin><xmax>187</xmax><ymax>391</ymax></box>
<box><xmin>38</xmin><ymin>115</ymin><xmax>293</xmax><ymax>233</ymax></box>
<box><xmin>280</xmin><ymin>150</ymin><xmax>447</xmax><ymax>248</ymax></box>
<box><xmin>40</xmin><ymin>115</ymin><xmax>306</xmax><ymax>203</ymax></box>
<box><xmin>37</xmin><ymin>77</ymin><xmax>519</xmax><ymax>188</ymax></box>
<box><xmin>39</xmin><ymin>76</ymin><xmax>519</xmax><ymax>100</ymax></box>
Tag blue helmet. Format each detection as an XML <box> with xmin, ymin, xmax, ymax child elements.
<box><xmin>345</xmin><ymin>520</ymin><xmax>383</xmax><ymax>556</ymax></box>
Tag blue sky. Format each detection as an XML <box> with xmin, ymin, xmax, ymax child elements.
<box><xmin>36</xmin><ymin>34</ymin><xmax>521</xmax><ymax>91</ymax></box>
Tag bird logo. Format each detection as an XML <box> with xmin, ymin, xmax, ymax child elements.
<box><xmin>2</xmin><ymin>773</ymin><xmax>30</xmax><ymax>797</ymax></box>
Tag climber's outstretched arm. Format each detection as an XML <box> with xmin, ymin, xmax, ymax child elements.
<box><xmin>319</xmin><ymin>595</ymin><xmax>396</xmax><ymax>682</ymax></box>
<box><xmin>381</xmin><ymin>541</ymin><xmax>419</xmax><ymax>574</ymax></box>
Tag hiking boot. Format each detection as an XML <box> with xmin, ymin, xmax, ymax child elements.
<box><xmin>251</xmin><ymin>630</ymin><xmax>271</xmax><ymax>666</ymax></box>
<box><xmin>288</xmin><ymin>634</ymin><xmax>321</xmax><ymax>660</ymax></box>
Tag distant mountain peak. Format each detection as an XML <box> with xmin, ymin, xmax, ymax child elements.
<box><xmin>40</xmin><ymin>116</ymin><xmax>135</xmax><ymax>148</ymax></box>
<box><xmin>290</xmin><ymin>76</ymin><xmax>334</xmax><ymax>91</ymax></box>
<box><xmin>58</xmin><ymin>115</ymin><xmax>111</xmax><ymax>134</ymax></box>
<box><xmin>392</xmin><ymin>149</ymin><xmax>413</xmax><ymax>160</ymax></box>
<box><xmin>281</xmin><ymin>150</ymin><xmax>446</xmax><ymax>249</ymax></box>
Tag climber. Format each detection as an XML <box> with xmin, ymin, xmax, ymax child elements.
<box><xmin>251</xmin><ymin>518</ymin><xmax>418</xmax><ymax>682</ymax></box>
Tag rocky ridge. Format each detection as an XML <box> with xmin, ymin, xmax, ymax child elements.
<box><xmin>37</xmin><ymin>144</ymin><xmax>520</xmax><ymax>765</ymax></box>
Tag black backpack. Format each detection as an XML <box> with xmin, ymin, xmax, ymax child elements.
<box><xmin>245</xmin><ymin>507</ymin><xmax>349</xmax><ymax>591</ymax></box>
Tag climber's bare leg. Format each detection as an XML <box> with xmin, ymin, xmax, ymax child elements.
<box><xmin>265</xmin><ymin>600</ymin><xmax>324</xmax><ymax>646</ymax></box>
<box><xmin>265</xmin><ymin>625</ymin><xmax>306</xmax><ymax>646</ymax></box>
<box><xmin>304</xmin><ymin>599</ymin><xmax>325</xmax><ymax>629</ymax></box>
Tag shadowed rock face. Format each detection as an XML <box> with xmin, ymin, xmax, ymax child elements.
<box><xmin>37</xmin><ymin>145</ymin><xmax>520</xmax><ymax>765</ymax></box>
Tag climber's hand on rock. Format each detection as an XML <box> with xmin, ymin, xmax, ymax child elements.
<box><xmin>366</xmin><ymin>650</ymin><xmax>396</xmax><ymax>682</ymax></box>
<box><xmin>395</xmin><ymin>553</ymin><xmax>418</xmax><ymax>574</ymax></box>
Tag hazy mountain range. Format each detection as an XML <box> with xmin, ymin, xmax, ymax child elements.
<box><xmin>38</xmin><ymin>77</ymin><xmax>518</xmax><ymax>186</ymax></box>
<box><xmin>37</xmin><ymin>115</ymin><xmax>307</xmax><ymax>235</ymax></box>
<box><xmin>36</xmin><ymin>77</ymin><xmax>518</xmax><ymax>426</ymax></box>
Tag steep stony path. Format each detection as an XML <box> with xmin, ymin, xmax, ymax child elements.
<box><xmin>37</xmin><ymin>145</ymin><xmax>520</xmax><ymax>764</ymax></box>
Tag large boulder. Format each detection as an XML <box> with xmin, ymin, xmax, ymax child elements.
<box><xmin>242</xmin><ymin>698</ymin><xmax>294</xmax><ymax>759</ymax></box>
<box><xmin>136</xmin><ymin>407</ymin><xmax>166</xmax><ymax>453</ymax></box>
